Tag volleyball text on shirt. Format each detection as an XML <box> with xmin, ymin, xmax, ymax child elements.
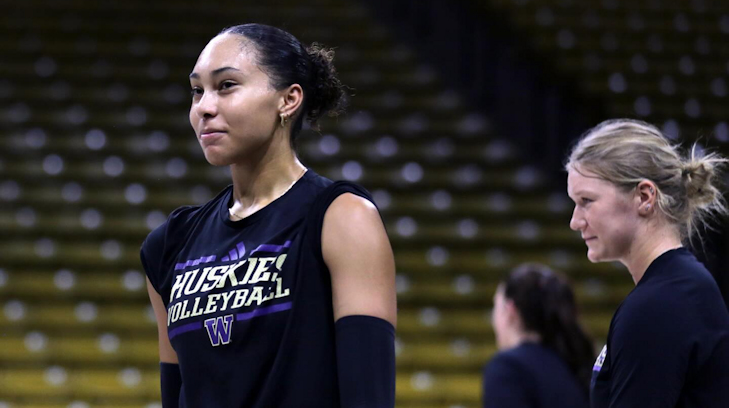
<box><xmin>165</xmin><ymin>241</ymin><xmax>293</xmax><ymax>346</ymax></box>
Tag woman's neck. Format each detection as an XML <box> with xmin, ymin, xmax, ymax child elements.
<box><xmin>228</xmin><ymin>149</ymin><xmax>306</xmax><ymax>219</ymax></box>
<box><xmin>500</xmin><ymin>329</ymin><xmax>541</xmax><ymax>351</ymax></box>
<box><xmin>621</xmin><ymin>224</ymin><xmax>683</xmax><ymax>284</ymax></box>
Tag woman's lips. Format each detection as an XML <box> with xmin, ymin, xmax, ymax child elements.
<box><xmin>200</xmin><ymin>131</ymin><xmax>226</xmax><ymax>145</ymax></box>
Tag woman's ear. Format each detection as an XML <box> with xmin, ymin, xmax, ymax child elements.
<box><xmin>636</xmin><ymin>180</ymin><xmax>657</xmax><ymax>216</ymax></box>
<box><xmin>279</xmin><ymin>83</ymin><xmax>304</xmax><ymax>120</ymax></box>
<box><xmin>504</xmin><ymin>298</ymin><xmax>521</xmax><ymax>324</ymax></box>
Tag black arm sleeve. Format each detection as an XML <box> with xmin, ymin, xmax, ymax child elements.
<box><xmin>335</xmin><ymin>315</ymin><xmax>396</xmax><ymax>408</ymax></box>
<box><xmin>160</xmin><ymin>362</ymin><xmax>182</xmax><ymax>408</ymax></box>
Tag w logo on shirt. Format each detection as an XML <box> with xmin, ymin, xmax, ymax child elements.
<box><xmin>204</xmin><ymin>315</ymin><xmax>234</xmax><ymax>346</ymax></box>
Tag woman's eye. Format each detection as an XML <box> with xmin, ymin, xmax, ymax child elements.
<box><xmin>220</xmin><ymin>81</ymin><xmax>236</xmax><ymax>90</ymax></box>
<box><xmin>190</xmin><ymin>87</ymin><xmax>202</xmax><ymax>97</ymax></box>
<box><xmin>581</xmin><ymin>198</ymin><xmax>593</xmax><ymax>205</ymax></box>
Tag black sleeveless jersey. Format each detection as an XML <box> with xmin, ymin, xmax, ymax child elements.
<box><xmin>140</xmin><ymin>170</ymin><xmax>375</xmax><ymax>408</ymax></box>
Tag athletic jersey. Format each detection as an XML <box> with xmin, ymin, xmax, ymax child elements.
<box><xmin>482</xmin><ymin>342</ymin><xmax>589</xmax><ymax>408</ymax></box>
<box><xmin>140</xmin><ymin>170</ymin><xmax>374</xmax><ymax>408</ymax></box>
<box><xmin>590</xmin><ymin>248</ymin><xmax>729</xmax><ymax>408</ymax></box>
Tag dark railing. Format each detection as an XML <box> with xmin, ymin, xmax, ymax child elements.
<box><xmin>362</xmin><ymin>0</ymin><xmax>602</xmax><ymax>178</ymax></box>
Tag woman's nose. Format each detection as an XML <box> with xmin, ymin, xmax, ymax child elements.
<box><xmin>569</xmin><ymin>207</ymin><xmax>585</xmax><ymax>231</ymax></box>
<box><xmin>195</xmin><ymin>92</ymin><xmax>218</xmax><ymax>118</ymax></box>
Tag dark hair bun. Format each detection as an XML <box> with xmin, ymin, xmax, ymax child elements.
<box><xmin>304</xmin><ymin>43</ymin><xmax>347</xmax><ymax>127</ymax></box>
<box><xmin>219</xmin><ymin>24</ymin><xmax>349</xmax><ymax>139</ymax></box>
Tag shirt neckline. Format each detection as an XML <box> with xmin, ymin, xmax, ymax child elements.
<box><xmin>218</xmin><ymin>169</ymin><xmax>312</xmax><ymax>228</ymax></box>
<box><xmin>636</xmin><ymin>246</ymin><xmax>690</xmax><ymax>286</ymax></box>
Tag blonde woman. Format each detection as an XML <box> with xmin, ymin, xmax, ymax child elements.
<box><xmin>566</xmin><ymin>119</ymin><xmax>729</xmax><ymax>407</ymax></box>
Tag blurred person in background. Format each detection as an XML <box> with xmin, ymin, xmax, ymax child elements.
<box><xmin>566</xmin><ymin>118</ymin><xmax>729</xmax><ymax>408</ymax></box>
<box><xmin>140</xmin><ymin>23</ymin><xmax>396</xmax><ymax>408</ymax></box>
<box><xmin>483</xmin><ymin>263</ymin><xmax>594</xmax><ymax>408</ymax></box>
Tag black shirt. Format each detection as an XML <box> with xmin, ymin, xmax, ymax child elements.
<box><xmin>591</xmin><ymin>248</ymin><xmax>729</xmax><ymax>408</ymax></box>
<box><xmin>483</xmin><ymin>342</ymin><xmax>589</xmax><ymax>408</ymax></box>
<box><xmin>140</xmin><ymin>170</ymin><xmax>374</xmax><ymax>408</ymax></box>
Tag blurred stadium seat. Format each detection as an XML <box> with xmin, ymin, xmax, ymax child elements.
<box><xmin>8</xmin><ymin>0</ymin><xmax>721</xmax><ymax>407</ymax></box>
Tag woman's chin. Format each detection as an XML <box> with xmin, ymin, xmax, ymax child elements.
<box><xmin>203</xmin><ymin>151</ymin><xmax>233</xmax><ymax>167</ymax></box>
<box><xmin>586</xmin><ymin>248</ymin><xmax>603</xmax><ymax>263</ymax></box>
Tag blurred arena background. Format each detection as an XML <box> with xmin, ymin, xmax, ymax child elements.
<box><xmin>1</xmin><ymin>0</ymin><xmax>728</xmax><ymax>407</ymax></box>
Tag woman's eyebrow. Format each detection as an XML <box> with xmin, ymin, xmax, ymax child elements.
<box><xmin>189</xmin><ymin>66</ymin><xmax>241</xmax><ymax>79</ymax></box>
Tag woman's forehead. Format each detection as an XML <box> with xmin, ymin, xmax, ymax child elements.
<box><xmin>193</xmin><ymin>34</ymin><xmax>258</xmax><ymax>75</ymax></box>
<box><xmin>567</xmin><ymin>166</ymin><xmax>617</xmax><ymax>199</ymax></box>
